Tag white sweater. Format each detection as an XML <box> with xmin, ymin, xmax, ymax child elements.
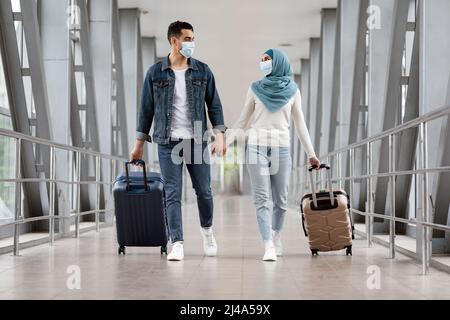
<box><xmin>225</xmin><ymin>87</ymin><xmax>316</xmax><ymax>158</ymax></box>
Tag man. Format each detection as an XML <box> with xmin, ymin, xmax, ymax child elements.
<box><xmin>130</xmin><ymin>21</ymin><xmax>227</xmax><ymax>261</ymax></box>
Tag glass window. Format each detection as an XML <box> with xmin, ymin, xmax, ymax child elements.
<box><xmin>0</xmin><ymin>39</ymin><xmax>15</xmax><ymax>224</ymax></box>
<box><xmin>0</xmin><ymin>44</ymin><xmax>10</xmax><ymax>111</ymax></box>
<box><xmin>10</xmin><ymin>0</ymin><xmax>21</xmax><ymax>12</ymax></box>
<box><xmin>0</xmin><ymin>115</ymin><xmax>15</xmax><ymax>224</ymax></box>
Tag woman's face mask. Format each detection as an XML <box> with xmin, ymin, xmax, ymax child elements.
<box><xmin>260</xmin><ymin>60</ymin><xmax>272</xmax><ymax>76</ymax></box>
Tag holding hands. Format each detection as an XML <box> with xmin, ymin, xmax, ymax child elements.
<box><xmin>211</xmin><ymin>132</ymin><xmax>227</xmax><ymax>157</ymax></box>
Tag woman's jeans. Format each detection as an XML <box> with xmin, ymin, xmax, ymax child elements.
<box><xmin>246</xmin><ymin>144</ymin><xmax>292</xmax><ymax>241</ymax></box>
<box><xmin>158</xmin><ymin>138</ymin><xmax>214</xmax><ymax>243</ymax></box>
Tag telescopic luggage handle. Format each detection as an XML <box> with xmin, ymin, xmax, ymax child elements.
<box><xmin>125</xmin><ymin>159</ymin><xmax>148</xmax><ymax>191</ymax></box>
<box><xmin>308</xmin><ymin>164</ymin><xmax>330</xmax><ymax>171</ymax></box>
<box><xmin>307</xmin><ymin>163</ymin><xmax>335</xmax><ymax>208</ymax></box>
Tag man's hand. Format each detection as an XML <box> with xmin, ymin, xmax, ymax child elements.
<box><xmin>130</xmin><ymin>139</ymin><xmax>145</xmax><ymax>165</ymax></box>
<box><xmin>211</xmin><ymin>132</ymin><xmax>227</xmax><ymax>157</ymax></box>
<box><xmin>309</xmin><ymin>156</ymin><xmax>321</xmax><ymax>169</ymax></box>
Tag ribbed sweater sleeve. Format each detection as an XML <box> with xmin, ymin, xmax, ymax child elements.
<box><xmin>291</xmin><ymin>89</ymin><xmax>316</xmax><ymax>158</ymax></box>
<box><xmin>225</xmin><ymin>87</ymin><xmax>255</xmax><ymax>146</ymax></box>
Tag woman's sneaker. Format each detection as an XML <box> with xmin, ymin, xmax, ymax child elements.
<box><xmin>263</xmin><ymin>241</ymin><xmax>277</xmax><ymax>261</ymax></box>
<box><xmin>167</xmin><ymin>241</ymin><xmax>184</xmax><ymax>261</ymax></box>
<box><xmin>272</xmin><ymin>230</ymin><xmax>283</xmax><ymax>256</ymax></box>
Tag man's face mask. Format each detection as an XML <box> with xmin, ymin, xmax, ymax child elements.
<box><xmin>179</xmin><ymin>41</ymin><xmax>195</xmax><ymax>58</ymax></box>
<box><xmin>260</xmin><ymin>60</ymin><xmax>272</xmax><ymax>76</ymax></box>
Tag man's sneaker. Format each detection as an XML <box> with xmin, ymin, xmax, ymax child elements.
<box><xmin>272</xmin><ymin>230</ymin><xmax>283</xmax><ymax>257</ymax></box>
<box><xmin>167</xmin><ymin>241</ymin><xmax>184</xmax><ymax>261</ymax></box>
<box><xmin>200</xmin><ymin>227</ymin><xmax>217</xmax><ymax>257</ymax></box>
<box><xmin>263</xmin><ymin>241</ymin><xmax>277</xmax><ymax>261</ymax></box>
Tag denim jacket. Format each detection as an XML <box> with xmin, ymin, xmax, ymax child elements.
<box><xmin>136</xmin><ymin>55</ymin><xmax>227</xmax><ymax>145</ymax></box>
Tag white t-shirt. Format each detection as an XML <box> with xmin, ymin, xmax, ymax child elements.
<box><xmin>170</xmin><ymin>68</ymin><xmax>193</xmax><ymax>139</ymax></box>
<box><xmin>226</xmin><ymin>87</ymin><xmax>316</xmax><ymax>158</ymax></box>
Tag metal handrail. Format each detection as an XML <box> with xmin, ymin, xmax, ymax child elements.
<box><xmin>324</xmin><ymin>104</ymin><xmax>450</xmax><ymax>156</ymax></box>
<box><xmin>0</xmin><ymin>127</ymin><xmax>132</xmax><ymax>255</ymax></box>
<box><xmin>0</xmin><ymin>209</ymin><xmax>114</xmax><ymax>227</ymax></box>
<box><xmin>0</xmin><ymin>128</ymin><xmax>126</xmax><ymax>161</ymax></box>
<box><xmin>293</xmin><ymin>104</ymin><xmax>450</xmax><ymax>275</ymax></box>
<box><xmin>322</xmin><ymin>166</ymin><xmax>450</xmax><ymax>181</ymax></box>
<box><xmin>0</xmin><ymin>178</ymin><xmax>113</xmax><ymax>185</ymax></box>
<box><xmin>350</xmin><ymin>208</ymin><xmax>450</xmax><ymax>233</ymax></box>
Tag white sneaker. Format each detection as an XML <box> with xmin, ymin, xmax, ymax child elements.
<box><xmin>272</xmin><ymin>230</ymin><xmax>283</xmax><ymax>257</ymax></box>
<box><xmin>263</xmin><ymin>241</ymin><xmax>277</xmax><ymax>261</ymax></box>
<box><xmin>167</xmin><ymin>241</ymin><xmax>184</xmax><ymax>261</ymax></box>
<box><xmin>200</xmin><ymin>227</ymin><xmax>218</xmax><ymax>257</ymax></box>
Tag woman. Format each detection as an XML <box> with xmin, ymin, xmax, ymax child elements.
<box><xmin>226</xmin><ymin>48</ymin><xmax>320</xmax><ymax>261</ymax></box>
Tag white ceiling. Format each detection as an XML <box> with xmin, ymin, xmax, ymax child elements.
<box><xmin>118</xmin><ymin>0</ymin><xmax>337</xmax><ymax>124</ymax></box>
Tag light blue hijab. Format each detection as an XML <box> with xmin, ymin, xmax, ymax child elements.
<box><xmin>251</xmin><ymin>48</ymin><xmax>298</xmax><ymax>113</ymax></box>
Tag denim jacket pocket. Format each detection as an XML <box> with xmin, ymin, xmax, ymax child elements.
<box><xmin>153</xmin><ymin>79</ymin><xmax>169</xmax><ymax>105</ymax></box>
<box><xmin>191</xmin><ymin>78</ymin><xmax>207</xmax><ymax>107</ymax></box>
<box><xmin>192</xmin><ymin>78</ymin><xmax>207</xmax><ymax>87</ymax></box>
<box><xmin>153</xmin><ymin>79</ymin><xmax>170</xmax><ymax>91</ymax></box>
<box><xmin>152</xmin><ymin>79</ymin><xmax>170</xmax><ymax>139</ymax></box>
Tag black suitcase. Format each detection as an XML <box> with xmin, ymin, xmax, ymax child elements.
<box><xmin>113</xmin><ymin>160</ymin><xmax>168</xmax><ymax>255</ymax></box>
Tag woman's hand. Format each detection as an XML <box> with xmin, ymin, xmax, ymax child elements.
<box><xmin>211</xmin><ymin>132</ymin><xmax>227</xmax><ymax>157</ymax></box>
<box><xmin>309</xmin><ymin>156</ymin><xmax>320</xmax><ymax>169</ymax></box>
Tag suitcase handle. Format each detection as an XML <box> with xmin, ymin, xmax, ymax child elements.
<box><xmin>308</xmin><ymin>163</ymin><xmax>335</xmax><ymax>208</ymax></box>
<box><xmin>308</xmin><ymin>164</ymin><xmax>330</xmax><ymax>172</ymax></box>
<box><xmin>124</xmin><ymin>160</ymin><xmax>148</xmax><ymax>191</ymax></box>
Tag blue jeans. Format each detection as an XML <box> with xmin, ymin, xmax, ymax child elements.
<box><xmin>246</xmin><ymin>144</ymin><xmax>292</xmax><ymax>241</ymax></box>
<box><xmin>158</xmin><ymin>138</ymin><xmax>213</xmax><ymax>243</ymax></box>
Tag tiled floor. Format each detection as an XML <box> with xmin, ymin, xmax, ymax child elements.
<box><xmin>1</xmin><ymin>194</ymin><xmax>450</xmax><ymax>300</ymax></box>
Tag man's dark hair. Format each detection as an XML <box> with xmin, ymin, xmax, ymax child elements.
<box><xmin>167</xmin><ymin>21</ymin><xmax>194</xmax><ymax>43</ymax></box>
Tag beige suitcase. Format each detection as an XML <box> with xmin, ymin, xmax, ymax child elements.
<box><xmin>300</xmin><ymin>164</ymin><xmax>354</xmax><ymax>256</ymax></box>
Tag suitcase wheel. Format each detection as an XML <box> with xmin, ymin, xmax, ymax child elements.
<box><xmin>311</xmin><ymin>249</ymin><xmax>319</xmax><ymax>256</ymax></box>
<box><xmin>118</xmin><ymin>246</ymin><xmax>126</xmax><ymax>255</ymax></box>
<box><xmin>345</xmin><ymin>245</ymin><xmax>352</xmax><ymax>256</ymax></box>
<box><xmin>161</xmin><ymin>245</ymin><xmax>168</xmax><ymax>255</ymax></box>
